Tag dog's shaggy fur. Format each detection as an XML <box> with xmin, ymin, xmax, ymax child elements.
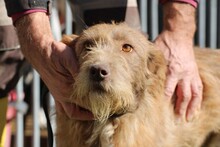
<box><xmin>56</xmin><ymin>23</ymin><xmax>220</xmax><ymax>147</ymax></box>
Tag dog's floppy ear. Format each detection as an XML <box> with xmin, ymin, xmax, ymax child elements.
<box><xmin>61</xmin><ymin>34</ymin><xmax>79</xmax><ymax>49</ymax></box>
<box><xmin>143</xmin><ymin>44</ymin><xmax>167</xmax><ymax>96</ymax></box>
<box><xmin>147</xmin><ymin>46</ymin><xmax>167</xmax><ymax>80</ymax></box>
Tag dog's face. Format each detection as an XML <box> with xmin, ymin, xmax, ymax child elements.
<box><xmin>62</xmin><ymin>23</ymin><xmax>166</xmax><ymax>122</ymax></box>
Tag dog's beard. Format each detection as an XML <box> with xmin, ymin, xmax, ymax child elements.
<box><xmin>71</xmin><ymin>67</ymin><xmax>137</xmax><ymax>122</ymax></box>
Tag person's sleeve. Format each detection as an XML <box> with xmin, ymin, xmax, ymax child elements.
<box><xmin>160</xmin><ymin>0</ymin><xmax>199</xmax><ymax>8</ymax></box>
<box><xmin>4</xmin><ymin>0</ymin><xmax>51</xmax><ymax>24</ymax></box>
<box><xmin>4</xmin><ymin>0</ymin><xmax>50</xmax><ymax>16</ymax></box>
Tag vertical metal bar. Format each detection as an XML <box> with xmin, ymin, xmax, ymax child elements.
<box><xmin>218</xmin><ymin>1</ymin><xmax>220</xmax><ymax>48</ymax></box>
<box><xmin>209</xmin><ymin>0</ymin><xmax>217</xmax><ymax>49</ymax></box>
<box><xmin>33</xmin><ymin>70</ymin><xmax>40</xmax><ymax>147</ymax></box>
<box><xmin>50</xmin><ymin>2</ymin><xmax>59</xmax><ymax>146</ymax></box>
<box><xmin>65</xmin><ymin>0</ymin><xmax>73</xmax><ymax>35</ymax></box>
<box><xmin>49</xmin><ymin>94</ymin><xmax>56</xmax><ymax>147</ymax></box>
<box><xmin>198</xmin><ymin>0</ymin><xmax>206</xmax><ymax>48</ymax></box>
<box><xmin>51</xmin><ymin>5</ymin><xmax>62</xmax><ymax>41</ymax></box>
<box><xmin>150</xmin><ymin>0</ymin><xmax>159</xmax><ymax>40</ymax></box>
<box><xmin>140</xmin><ymin>0</ymin><xmax>148</xmax><ymax>33</ymax></box>
<box><xmin>16</xmin><ymin>77</ymin><xmax>24</xmax><ymax>147</ymax></box>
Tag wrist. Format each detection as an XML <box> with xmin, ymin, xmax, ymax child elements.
<box><xmin>162</xmin><ymin>2</ymin><xmax>196</xmax><ymax>37</ymax></box>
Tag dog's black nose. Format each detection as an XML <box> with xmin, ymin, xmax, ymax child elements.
<box><xmin>90</xmin><ymin>65</ymin><xmax>110</xmax><ymax>81</ymax></box>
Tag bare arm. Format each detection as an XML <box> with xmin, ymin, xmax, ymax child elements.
<box><xmin>155</xmin><ymin>2</ymin><xmax>203</xmax><ymax>122</ymax></box>
<box><xmin>15</xmin><ymin>12</ymin><xmax>79</xmax><ymax>118</ymax></box>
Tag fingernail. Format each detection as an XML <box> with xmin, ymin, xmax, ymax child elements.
<box><xmin>187</xmin><ymin>108</ymin><xmax>199</xmax><ymax>122</ymax></box>
<box><xmin>187</xmin><ymin>113</ymin><xmax>194</xmax><ymax>122</ymax></box>
<box><xmin>175</xmin><ymin>115</ymin><xmax>182</xmax><ymax>125</ymax></box>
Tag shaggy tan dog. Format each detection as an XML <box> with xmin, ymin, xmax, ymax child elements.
<box><xmin>56</xmin><ymin>23</ymin><xmax>220</xmax><ymax>147</ymax></box>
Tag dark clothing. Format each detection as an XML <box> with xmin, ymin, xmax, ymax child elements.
<box><xmin>0</xmin><ymin>50</ymin><xmax>25</xmax><ymax>98</ymax></box>
<box><xmin>0</xmin><ymin>1</ymin><xmax>26</xmax><ymax>98</ymax></box>
<box><xmin>5</xmin><ymin>0</ymin><xmax>49</xmax><ymax>16</ymax></box>
<box><xmin>0</xmin><ymin>25</ymin><xmax>19</xmax><ymax>51</ymax></box>
<box><xmin>4</xmin><ymin>0</ymin><xmax>199</xmax><ymax>18</ymax></box>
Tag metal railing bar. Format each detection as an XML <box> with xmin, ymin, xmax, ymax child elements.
<box><xmin>140</xmin><ymin>0</ymin><xmax>148</xmax><ymax>33</ymax></box>
<box><xmin>198</xmin><ymin>0</ymin><xmax>206</xmax><ymax>48</ymax></box>
<box><xmin>33</xmin><ymin>70</ymin><xmax>40</xmax><ymax>147</ymax></box>
<box><xmin>15</xmin><ymin>77</ymin><xmax>24</xmax><ymax>147</ymax></box>
<box><xmin>150</xmin><ymin>0</ymin><xmax>159</xmax><ymax>41</ymax></box>
<box><xmin>209</xmin><ymin>0</ymin><xmax>217</xmax><ymax>49</ymax></box>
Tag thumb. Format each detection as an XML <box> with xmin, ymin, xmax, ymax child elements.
<box><xmin>52</xmin><ymin>41</ymin><xmax>79</xmax><ymax>77</ymax></box>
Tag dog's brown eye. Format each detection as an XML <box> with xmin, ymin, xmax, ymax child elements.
<box><xmin>122</xmin><ymin>44</ymin><xmax>133</xmax><ymax>52</ymax></box>
<box><xmin>85</xmin><ymin>48</ymin><xmax>92</xmax><ymax>52</ymax></box>
<box><xmin>84</xmin><ymin>40</ymin><xmax>94</xmax><ymax>51</ymax></box>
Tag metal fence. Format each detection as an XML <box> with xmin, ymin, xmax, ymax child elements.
<box><xmin>12</xmin><ymin>0</ymin><xmax>220</xmax><ymax>147</ymax></box>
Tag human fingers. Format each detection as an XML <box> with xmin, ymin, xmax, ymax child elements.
<box><xmin>60</xmin><ymin>101</ymin><xmax>95</xmax><ymax>120</ymax></box>
<box><xmin>175</xmin><ymin>79</ymin><xmax>192</xmax><ymax>121</ymax></box>
<box><xmin>164</xmin><ymin>73</ymin><xmax>179</xmax><ymax>101</ymax></box>
<box><xmin>186</xmin><ymin>76</ymin><xmax>203</xmax><ymax>121</ymax></box>
<box><xmin>39</xmin><ymin>41</ymin><xmax>78</xmax><ymax>105</ymax></box>
<box><xmin>51</xmin><ymin>41</ymin><xmax>79</xmax><ymax>77</ymax></box>
<box><xmin>55</xmin><ymin>101</ymin><xmax>65</xmax><ymax>114</ymax></box>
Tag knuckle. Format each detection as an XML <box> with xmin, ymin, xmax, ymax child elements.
<box><xmin>165</xmin><ymin>89</ymin><xmax>174</xmax><ymax>98</ymax></box>
<box><xmin>182</xmin><ymin>94</ymin><xmax>191</xmax><ymax>102</ymax></box>
<box><xmin>192</xmin><ymin>85</ymin><xmax>203</xmax><ymax>99</ymax></box>
<box><xmin>192</xmin><ymin>92</ymin><xmax>202</xmax><ymax>100</ymax></box>
<box><xmin>198</xmin><ymin>84</ymin><xmax>203</xmax><ymax>91</ymax></box>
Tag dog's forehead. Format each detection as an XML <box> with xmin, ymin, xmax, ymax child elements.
<box><xmin>81</xmin><ymin>23</ymin><xmax>139</xmax><ymax>42</ymax></box>
<box><xmin>75</xmin><ymin>23</ymin><xmax>152</xmax><ymax>57</ymax></box>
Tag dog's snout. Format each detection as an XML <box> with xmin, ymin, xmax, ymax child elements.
<box><xmin>90</xmin><ymin>65</ymin><xmax>110</xmax><ymax>81</ymax></box>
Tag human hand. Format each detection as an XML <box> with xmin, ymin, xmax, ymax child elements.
<box><xmin>46</xmin><ymin>41</ymin><xmax>94</xmax><ymax>120</ymax></box>
<box><xmin>155</xmin><ymin>31</ymin><xmax>203</xmax><ymax>122</ymax></box>
<box><xmin>15</xmin><ymin>12</ymin><xmax>94</xmax><ymax>120</ymax></box>
<box><xmin>154</xmin><ymin>1</ymin><xmax>203</xmax><ymax>122</ymax></box>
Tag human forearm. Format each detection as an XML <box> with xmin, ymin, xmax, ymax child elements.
<box><xmin>159</xmin><ymin>2</ymin><xmax>197</xmax><ymax>60</ymax></box>
<box><xmin>15</xmin><ymin>12</ymin><xmax>54</xmax><ymax>70</ymax></box>
<box><xmin>162</xmin><ymin>2</ymin><xmax>196</xmax><ymax>38</ymax></box>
